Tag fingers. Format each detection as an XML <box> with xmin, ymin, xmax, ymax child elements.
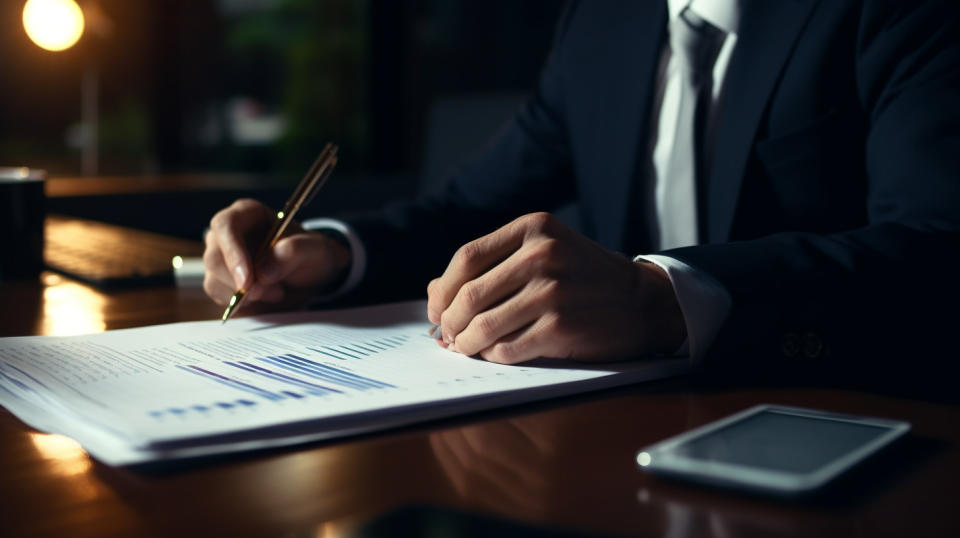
<box><xmin>478</xmin><ymin>313</ymin><xmax>564</xmax><ymax>365</ymax></box>
<box><xmin>203</xmin><ymin>229</ymin><xmax>280</xmax><ymax>306</ymax></box>
<box><xmin>203</xmin><ymin>199</ymin><xmax>286</xmax><ymax>310</ymax></box>
<box><xmin>202</xmin><ymin>198</ymin><xmax>359</xmax><ymax>319</ymax></box>
<box><xmin>208</xmin><ymin>199</ymin><xmax>274</xmax><ymax>290</ymax></box>
<box><xmin>450</xmin><ymin>276</ymin><xmax>563</xmax><ymax>361</ymax></box>
<box><xmin>427</xmin><ymin>214</ymin><xmax>538</xmax><ymax>324</ymax></box>
<box><xmin>427</xmin><ymin>212</ymin><xmax>572</xmax><ymax>362</ymax></box>
<box><xmin>202</xmin><ymin>232</ymin><xmax>234</xmax><ymax>305</ymax></box>
<box><xmin>202</xmin><ymin>198</ymin><xmax>353</xmax><ymax>315</ymax></box>
<box><xmin>446</xmin><ymin>282</ymin><xmax>544</xmax><ymax>356</ymax></box>
<box><xmin>259</xmin><ymin>234</ymin><xmax>329</xmax><ymax>285</ymax></box>
<box><xmin>258</xmin><ymin>232</ymin><xmax>352</xmax><ymax>292</ymax></box>
<box><xmin>203</xmin><ymin>272</ymin><xmax>235</xmax><ymax>306</ymax></box>
<box><xmin>437</xmin><ymin>241</ymin><xmax>556</xmax><ymax>346</ymax></box>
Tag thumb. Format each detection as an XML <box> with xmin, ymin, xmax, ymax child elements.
<box><xmin>257</xmin><ymin>233</ymin><xmax>350</xmax><ymax>290</ymax></box>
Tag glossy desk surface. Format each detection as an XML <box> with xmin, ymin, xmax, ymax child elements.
<box><xmin>1</xmin><ymin>272</ymin><xmax>958</xmax><ymax>538</ymax></box>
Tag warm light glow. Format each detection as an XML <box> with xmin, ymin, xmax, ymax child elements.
<box><xmin>23</xmin><ymin>0</ymin><xmax>85</xmax><ymax>52</ymax></box>
<box><xmin>29</xmin><ymin>432</ymin><xmax>92</xmax><ymax>475</ymax></box>
<box><xmin>636</xmin><ymin>451</ymin><xmax>652</xmax><ymax>467</ymax></box>
<box><xmin>277</xmin><ymin>210</ymin><xmax>285</xmax><ymax>220</ymax></box>
<box><xmin>41</xmin><ymin>276</ymin><xmax>107</xmax><ymax>336</ymax></box>
<box><xmin>171</xmin><ymin>255</ymin><xmax>184</xmax><ymax>269</ymax></box>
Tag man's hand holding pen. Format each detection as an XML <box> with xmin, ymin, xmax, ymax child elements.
<box><xmin>426</xmin><ymin>212</ymin><xmax>687</xmax><ymax>364</ymax></box>
<box><xmin>208</xmin><ymin>144</ymin><xmax>345</xmax><ymax>320</ymax></box>
<box><xmin>203</xmin><ymin>198</ymin><xmax>350</xmax><ymax>314</ymax></box>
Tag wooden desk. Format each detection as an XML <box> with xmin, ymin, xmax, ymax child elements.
<box><xmin>1</xmin><ymin>274</ymin><xmax>958</xmax><ymax>537</ymax></box>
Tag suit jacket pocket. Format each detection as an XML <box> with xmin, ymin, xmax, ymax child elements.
<box><xmin>754</xmin><ymin>108</ymin><xmax>862</xmax><ymax>222</ymax></box>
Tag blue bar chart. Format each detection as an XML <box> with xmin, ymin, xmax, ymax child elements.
<box><xmin>257</xmin><ymin>354</ymin><xmax>396</xmax><ymax>391</ymax></box>
<box><xmin>149</xmin><ymin>365</ymin><xmax>285</xmax><ymax>419</ymax></box>
<box><xmin>150</xmin><ymin>338</ymin><xmax>403</xmax><ymax>419</ymax></box>
<box><xmin>177</xmin><ymin>365</ymin><xmax>284</xmax><ymax>401</ymax></box>
<box><xmin>306</xmin><ymin>334</ymin><xmax>411</xmax><ymax>360</ymax></box>
<box><xmin>224</xmin><ymin>360</ymin><xmax>342</xmax><ymax>396</ymax></box>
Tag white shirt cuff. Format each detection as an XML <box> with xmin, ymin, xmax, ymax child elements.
<box><xmin>633</xmin><ymin>254</ymin><xmax>732</xmax><ymax>362</ymax></box>
<box><xmin>301</xmin><ymin>218</ymin><xmax>367</xmax><ymax>301</ymax></box>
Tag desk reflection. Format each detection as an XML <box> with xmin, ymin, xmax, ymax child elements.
<box><xmin>634</xmin><ymin>485</ymin><xmax>861</xmax><ymax>538</ymax></box>
<box><xmin>90</xmin><ymin>433</ymin><xmax>448</xmax><ymax>538</ymax></box>
<box><xmin>29</xmin><ymin>433</ymin><xmax>91</xmax><ymax>477</ymax></box>
<box><xmin>40</xmin><ymin>273</ymin><xmax>107</xmax><ymax>335</ymax></box>
<box><xmin>0</xmin><ymin>271</ymin><xmax>222</xmax><ymax>338</ymax></box>
<box><xmin>425</xmin><ymin>401</ymin><xmax>658</xmax><ymax>536</ymax></box>
<box><xmin>430</xmin><ymin>416</ymin><xmax>559</xmax><ymax>517</ymax></box>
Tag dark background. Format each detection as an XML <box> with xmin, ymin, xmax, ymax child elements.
<box><xmin>0</xmin><ymin>0</ymin><xmax>563</xmax><ymax>180</ymax></box>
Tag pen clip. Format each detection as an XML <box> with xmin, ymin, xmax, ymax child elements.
<box><xmin>265</xmin><ymin>144</ymin><xmax>338</xmax><ymax>251</ymax></box>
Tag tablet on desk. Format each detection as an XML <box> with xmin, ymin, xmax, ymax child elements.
<box><xmin>637</xmin><ymin>404</ymin><xmax>910</xmax><ymax>496</ymax></box>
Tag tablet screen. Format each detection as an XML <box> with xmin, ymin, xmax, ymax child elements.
<box><xmin>673</xmin><ymin>409</ymin><xmax>894</xmax><ymax>474</ymax></box>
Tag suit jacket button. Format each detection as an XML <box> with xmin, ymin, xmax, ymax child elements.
<box><xmin>802</xmin><ymin>332</ymin><xmax>824</xmax><ymax>359</ymax></box>
<box><xmin>782</xmin><ymin>332</ymin><xmax>800</xmax><ymax>358</ymax></box>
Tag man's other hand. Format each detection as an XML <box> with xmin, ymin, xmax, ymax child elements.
<box><xmin>203</xmin><ymin>198</ymin><xmax>351</xmax><ymax>314</ymax></box>
<box><xmin>427</xmin><ymin>212</ymin><xmax>686</xmax><ymax>363</ymax></box>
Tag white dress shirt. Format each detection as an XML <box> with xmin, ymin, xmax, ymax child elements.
<box><xmin>634</xmin><ymin>0</ymin><xmax>738</xmax><ymax>360</ymax></box>
<box><xmin>646</xmin><ymin>0</ymin><xmax>740</xmax><ymax>251</ymax></box>
<box><xmin>301</xmin><ymin>217</ymin><xmax>367</xmax><ymax>302</ymax></box>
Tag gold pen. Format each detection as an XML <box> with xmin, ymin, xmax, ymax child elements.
<box><xmin>221</xmin><ymin>143</ymin><xmax>339</xmax><ymax>323</ymax></box>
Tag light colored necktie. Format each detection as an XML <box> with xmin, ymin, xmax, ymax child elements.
<box><xmin>657</xmin><ymin>8</ymin><xmax>725</xmax><ymax>250</ymax></box>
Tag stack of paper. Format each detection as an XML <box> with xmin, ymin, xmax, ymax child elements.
<box><xmin>0</xmin><ymin>301</ymin><xmax>688</xmax><ymax>465</ymax></box>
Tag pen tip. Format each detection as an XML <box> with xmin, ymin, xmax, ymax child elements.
<box><xmin>221</xmin><ymin>291</ymin><xmax>243</xmax><ymax>324</ymax></box>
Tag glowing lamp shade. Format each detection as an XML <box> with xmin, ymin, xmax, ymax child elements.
<box><xmin>23</xmin><ymin>0</ymin><xmax>85</xmax><ymax>52</ymax></box>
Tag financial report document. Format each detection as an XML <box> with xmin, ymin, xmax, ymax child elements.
<box><xmin>0</xmin><ymin>301</ymin><xmax>688</xmax><ymax>465</ymax></box>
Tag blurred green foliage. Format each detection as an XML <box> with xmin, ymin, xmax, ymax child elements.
<box><xmin>225</xmin><ymin>0</ymin><xmax>369</xmax><ymax>175</ymax></box>
<box><xmin>100</xmin><ymin>99</ymin><xmax>152</xmax><ymax>167</ymax></box>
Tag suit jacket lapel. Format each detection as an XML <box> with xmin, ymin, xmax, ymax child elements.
<box><xmin>706</xmin><ymin>0</ymin><xmax>819</xmax><ymax>243</ymax></box>
<box><xmin>575</xmin><ymin>1</ymin><xmax>666</xmax><ymax>252</ymax></box>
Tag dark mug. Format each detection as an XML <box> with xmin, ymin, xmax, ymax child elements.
<box><xmin>0</xmin><ymin>167</ymin><xmax>46</xmax><ymax>280</ymax></box>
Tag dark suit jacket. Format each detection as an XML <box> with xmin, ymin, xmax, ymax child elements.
<box><xmin>344</xmin><ymin>0</ymin><xmax>960</xmax><ymax>382</ymax></box>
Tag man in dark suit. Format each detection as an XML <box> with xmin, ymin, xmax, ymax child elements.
<box><xmin>204</xmin><ymin>1</ymin><xmax>960</xmax><ymax>381</ymax></box>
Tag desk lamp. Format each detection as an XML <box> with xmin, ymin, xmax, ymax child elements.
<box><xmin>22</xmin><ymin>0</ymin><xmax>85</xmax><ymax>52</ymax></box>
<box><xmin>22</xmin><ymin>0</ymin><xmax>99</xmax><ymax>176</ymax></box>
